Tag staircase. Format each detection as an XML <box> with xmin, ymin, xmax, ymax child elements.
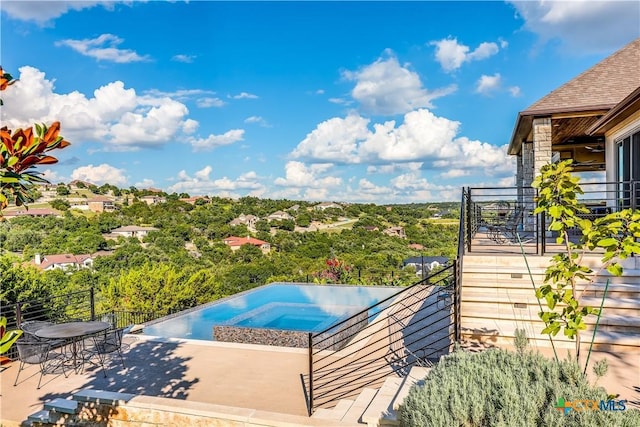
<box><xmin>311</xmin><ymin>366</ymin><xmax>430</xmax><ymax>426</ymax></box>
<box><xmin>460</xmin><ymin>253</ymin><xmax>640</xmax><ymax>352</ymax></box>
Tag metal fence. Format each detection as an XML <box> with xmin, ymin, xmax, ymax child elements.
<box><xmin>305</xmin><ymin>263</ymin><xmax>457</xmax><ymax>415</ymax></box>
<box><xmin>463</xmin><ymin>180</ymin><xmax>639</xmax><ymax>255</ymax></box>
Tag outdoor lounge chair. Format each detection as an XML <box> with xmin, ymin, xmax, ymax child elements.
<box><xmin>13</xmin><ymin>340</ymin><xmax>67</xmax><ymax>389</ymax></box>
<box><xmin>485</xmin><ymin>205</ymin><xmax>525</xmax><ymax>244</ymax></box>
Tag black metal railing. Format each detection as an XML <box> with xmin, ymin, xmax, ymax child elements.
<box><xmin>461</xmin><ymin>180</ymin><xmax>639</xmax><ymax>256</ymax></box>
<box><xmin>306</xmin><ymin>264</ymin><xmax>457</xmax><ymax>415</ymax></box>
<box><xmin>1</xmin><ymin>288</ymin><xmax>160</xmax><ymax>338</ymax></box>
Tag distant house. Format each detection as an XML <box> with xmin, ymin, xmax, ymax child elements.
<box><xmin>180</xmin><ymin>196</ymin><xmax>210</xmax><ymax>205</ymax></box>
<box><xmin>229</xmin><ymin>214</ymin><xmax>259</xmax><ymax>229</ymax></box>
<box><xmin>267</xmin><ymin>210</ymin><xmax>293</xmax><ymax>222</ymax></box>
<box><xmin>223</xmin><ymin>235</ymin><xmax>271</xmax><ymax>253</ymax></box>
<box><xmin>363</xmin><ymin>226</ymin><xmax>380</xmax><ymax>232</ymax></box>
<box><xmin>140</xmin><ymin>195</ymin><xmax>166</xmax><ymax>205</ymax></box>
<box><xmin>87</xmin><ymin>196</ymin><xmax>116</xmax><ymax>213</ymax></box>
<box><xmin>403</xmin><ymin>256</ymin><xmax>449</xmax><ymax>276</ymax></box>
<box><xmin>288</xmin><ymin>204</ymin><xmax>300</xmax><ymax>212</ymax></box>
<box><xmin>314</xmin><ymin>202</ymin><xmax>343</xmax><ymax>211</ymax></box>
<box><xmin>2</xmin><ymin>208</ymin><xmax>60</xmax><ymax>219</ymax></box>
<box><xmin>383</xmin><ymin>226</ymin><xmax>406</xmax><ymax>239</ymax></box>
<box><xmin>29</xmin><ymin>252</ymin><xmax>110</xmax><ymax>271</ymax></box>
<box><xmin>68</xmin><ymin>179</ymin><xmax>93</xmax><ymax>190</ymax></box>
<box><xmin>109</xmin><ymin>225</ymin><xmax>158</xmax><ymax>239</ymax></box>
<box><xmin>408</xmin><ymin>243</ymin><xmax>425</xmax><ymax>250</ymax></box>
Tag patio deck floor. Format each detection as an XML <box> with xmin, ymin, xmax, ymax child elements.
<box><xmin>1</xmin><ymin>335</ymin><xmax>313</xmax><ymax>425</ymax></box>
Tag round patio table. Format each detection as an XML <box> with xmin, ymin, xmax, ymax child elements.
<box><xmin>35</xmin><ymin>321</ymin><xmax>111</xmax><ymax>372</ymax></box>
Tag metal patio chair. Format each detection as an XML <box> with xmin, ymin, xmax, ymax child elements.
<box><xmin>13</xmin><ymin>340</ymin><xmax>67</xmax><ymax>389</ymax></box>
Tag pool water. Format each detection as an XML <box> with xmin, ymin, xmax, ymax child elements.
<box><xmin>142</xmin><ymin>283</ymin><xmax>398</xmax><ymax>341</ymax></box>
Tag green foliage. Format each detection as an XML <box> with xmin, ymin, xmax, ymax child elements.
<box><xmin>399</xmin><ymin>348</ymin><xmax>640</xmax><ymax>427</ymax></box>
<box><xmin>514</xmin><ymin>328</ymin><xmax>529</xmax><ymax>355</ymax></box>
<box><xmin>531</xmin><ymin>160</ymin><xmax>640</xmax><ymax>358</ymax></box>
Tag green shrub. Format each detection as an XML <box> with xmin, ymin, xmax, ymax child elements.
<box><xmin>399</xmin><ymin>348</ymin><xmax>639</xmax><ymax>427</ymax></box>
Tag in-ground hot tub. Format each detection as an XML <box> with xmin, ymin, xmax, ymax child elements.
<box><xmin>213</xmin><ymin>302</ymin><xmax>369</xmax><ymax>349</ymax></box>
<box><xmin>142</xmin><ymin>283</ymin><xmax>398</xmax><ymax>348</ymax></box>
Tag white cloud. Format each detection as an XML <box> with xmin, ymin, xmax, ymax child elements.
<box><xmin>343</xmin><ymin>55</ymin><xmax>455</xmax><ymax>115</ymax></box>
<box><xmin>1</xmin><ymin>66</ymin><xmax>236</xmax><ymax>151</ymax></box>
<box><xmin>431</xmin><ymin>37</ymin><xmax>501</xmax><ymax>72</ymax></box>
<box><xmin>274</xmin><ymin>161</ymin><xmax>342</xmax><ymax>188</ymax></box>
<box><xmin>0</xmin><ymin>1</ymin><xmax>122</xmax><ymax>24</ymax></box>
<box><xmin>328</xmin><ymin>97</ymin><xmax>350</xmax><ymax>105</ymax></box>
<box><xmin>167</xmin><ymin>167</ymin><xmax>265</xmax><ymax>196</ymax></box>
<box><xmin>291</xmin><ymin>114</ymin><xmax>370</xmax><ymax>163</ymax></box>
<box><xmin>41</xmin><ymin>169</ymin><xmax>68</xmax><ymax>184</ymax></box>
<box><xmin>231</xmin><ymin>92</ymin><xmax>258</xmax><ymax>99</ymax></box>
<box><xmin>196</xmin><ymin>97</ymin><xmax>225</xmax><ymax>108</ymax></box>
<box><xmin>172</xmin><ymin>54</ymin><xmax>196</xmax><ymax>63</ymax></box>
<box><xmin>508</xmin><ymin>86</ymin><xmax>522</xmax><ymax>97</ymax></box>
<box><xmin>244</xmin><ymin>116</ymin><xmax>271</xmax><ymax>127</ymax></box>
<box><xmin>134</xmin><ymin>178</ymin><xmax>155</xmax><ymax>188</ymax></box>
<box><xmin>440</xmin><ymin>169</ymin><xmax>469</xmax><ymax>179</ymax></box>
<box><xmin>508</xmin><ymin>1</ymin><xmax>640</xmax><ymax>52</ymax></box>
<box><xmin>291</xmin><ymin>109</ymin><xmax>514</xmax><ymax>176</ymax></box>
<box><xmin>476</xmin><ymin>73</ymin><xmax>502</xmax><ymax>95</ymax></box>
<box><xmin>367</xmin><ymin>162</ymin><xmax>423</xmax><ymax>174</ymax></box>
<box><xmin>316</xmin><ymin>89</ymin><xmax>325</xmax><ymax>95</ymax></box>
<box><xmin>71</xmin><ymin>164</ymin><xmax>128</xmax><ymax>186</ymax></box>
<box><xmin>55</xmin><ymin>34</ymin><xmax>150</xmax><ymax>63</ymax></box>
<box><xmin>188</xmin><ymin>129</ymin><xmax>245</xmax><ymax>152</ymax></box>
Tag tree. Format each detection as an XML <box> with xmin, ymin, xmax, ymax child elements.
<box><xmin>0</xmin><ymin>67</ymin><xmax>70</xmax><ymax>215</ymax></box>
<box><xmin>532</xmin><ymin>160</ymin><xmax>640</xmax><ymax>362</ymax></box>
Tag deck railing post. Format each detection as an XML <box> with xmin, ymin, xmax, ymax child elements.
<box><xmin>16</xmin><ymin>302</ymin><xmax>22</xmax><ymax>327</ymax></box>
<box><xmin>90</xmin><ymin>287</ymin><xmax>95</xmax><ymax>321</ymax></box>
<box><xmin>308</xmin><ymin>332</ymin><xmax>314</xmax><ymax>416</ymax></box>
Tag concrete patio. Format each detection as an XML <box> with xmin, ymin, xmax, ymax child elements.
<box><xmin>0</xmin><ymin>334</ymin><xmax>321</xmax><ymax>426</ymax></box>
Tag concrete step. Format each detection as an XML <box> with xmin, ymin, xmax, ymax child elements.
<box><xmin>27</xmin><ymin>409</ymin><xmax>56</xmax><ymax>424</ymax></box>
<box><xmin>44</xmin><ymin>397</ymin><xmax>79</xmax><ymax>414</ymax></box>
<box><xmin>342</xmin><ymin>387</ymin><xmax>378</xmax><ymax>424</ymax></box>
<box><xmin>391</xmin><ymin>366</ymin><xmax>430</xmax><ymax>411</ymax></box>
<box><xmin>361</xmin><ymin>376</ymin><xmax>403</xmax><ymax>427</ymax></box>
<box><xmin>312</xmin><ymin>399</ymin><xmax>355</xmax><ymax>421</ymax></box>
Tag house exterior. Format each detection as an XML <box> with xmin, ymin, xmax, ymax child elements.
<box><xmin>1</xmin><ymin>208</ymin><xmax>60</xmax><ymax>219</ymax></box>
<box><xmin>179</xmin><ymin>196</ymin><xmax>210</xmax><ymax>205</ymax></box>
<box><xmin>109</xmin><ymin>225</ymin><xmax>159</xmax><ymax>239</ymax></box>
<box><xmin>460</xmin><ymin>38</ymin><xmax>640</xmax><ymax>354</ymax></box>
<box><xmin>266</xmin><ymin>210</ymin><xmax>293</xmax><ymax>222</ymax></box>
<box><xmin>383</xmin><ymin>226</ymin><xmax>406</xmax><ymax>239</ymax></box>
<box><xmin>222</xmin><ymin>235</ymin><xmax>271</xmax><ymax>253</ymax></box>
<box><xmin>508</xmin><ymin>38</ymin><xmax>640</xmax><ymax>213</ymax></box>
<box><xmin>314</xmin><ymin>202</ymin><xmax>343</xmax><ymax>211</ymax></box>
<box><xmin>140</xmin><ymin>195</ymin><xmax>166</xmax><ymax>205</ymax></box>
<box><xmin>30</xmin><ymin>252</ymin><xmax>109</xmax><ymax>271</ymax></box>
<box><xmin>229</xmin><ymin>214</ymin><xmax>259</xmax><ymax>229</ymax></box>
<box><xmin>403</xmin><ymin>256</ymin><xmax>448</xmax><ymax>276</ymax></box>
<box><xmin>87</xmin><ymin>196</ymin><xmax>116</xmax><ymax>213</ymax></box>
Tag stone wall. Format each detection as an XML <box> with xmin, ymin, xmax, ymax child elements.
<box><xmin>214</xmin><ymin>310</ymin><xmax>369</xmax><ymax>350</ymax></box>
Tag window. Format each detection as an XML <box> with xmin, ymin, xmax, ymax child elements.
<box><xmin>617</xmin><ymin>129</ymin><xmax>640</xmax><ymax>209</ymax></box>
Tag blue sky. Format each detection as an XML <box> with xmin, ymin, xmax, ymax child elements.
<box><xmin>1</xmin><ymin>1</ymin><xmax>639</xmax><ymax>203</ymax></box>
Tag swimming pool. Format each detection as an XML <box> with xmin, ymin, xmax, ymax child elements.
<box><xmin>142</xmin><ymin>283</ymin><xmax>399</xmax><ymax>344</ymax></box>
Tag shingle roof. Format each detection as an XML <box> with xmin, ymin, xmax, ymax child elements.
<box><xmin>509</xmin><ymin>38</ymin><xmax>640</xmax><ymax>154</ymax></box>
<box><xmin>523</xmin><ymin>38</ymin><xmax>640</xmax><ymax>114</ymax></box>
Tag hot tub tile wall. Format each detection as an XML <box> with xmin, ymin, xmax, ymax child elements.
<box><xmin>214</xmin><ymin>311</ymin><xmax>368</xmax><ymax>350</ymax></box>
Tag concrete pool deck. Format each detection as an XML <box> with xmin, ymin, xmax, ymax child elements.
<box><xmin>0</xmin><ymin>334</ymin><xmax>319</xmax><ymax>425</ymax></box>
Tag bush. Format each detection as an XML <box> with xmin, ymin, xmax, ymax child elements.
<box><xmin>399</xmin><ymin>348</ymin><xmax>639</xmax><ymax>427</ymax></box>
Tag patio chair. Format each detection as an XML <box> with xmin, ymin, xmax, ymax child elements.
<box><xmin>20</xmin><ymin>320</ymin><xmax>66</xmax><ymax>348</ymax></box>
<box><xmin>13</xmin><ymin>340</ymin><xmax>67</xmax><ymax>389</ymax></box>
<box><xmin>83</xmin><ymin>326</ymin><xmax>129</xmax><ymax>377</ymax></box>
<box><xmin>485</xmin><ymin>205</ymin><xmax>525</xmax><ymax>244</ymax></box>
